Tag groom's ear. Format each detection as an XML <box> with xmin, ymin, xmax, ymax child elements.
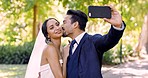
<box><xmin>73</xmin><ymin>21</ymin><xmax>79</xmax><ymax>29</ymax></box>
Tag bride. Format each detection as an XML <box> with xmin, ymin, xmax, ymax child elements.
<box><xmin>25</xmin><ymin>18</ymin><xmax>67</xmax><ymax>78</ymax></box>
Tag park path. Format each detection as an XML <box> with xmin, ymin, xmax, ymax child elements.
<box><xmin>102</xmin><ymin>54</ymin><xmax>148</xmax><ymax>78</ymax></box>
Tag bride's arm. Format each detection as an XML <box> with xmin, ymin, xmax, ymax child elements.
<box><xmin>62</xmin><ymin>44</ymin><xmax>70</xmax><ymax>78</ymax></box>
<box><xmin>45</xmin><ymin>45</ymin><xmax>63</xmax><ymax>78</ymax></box>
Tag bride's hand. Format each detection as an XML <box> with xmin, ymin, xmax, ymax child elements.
<box><xmin>63</xmin><ymin>44</ymin><xmax>70</xmax><ymax>60</ymax></box>
<box><xmin>62</xmin><ymin>42</ymin><xmax>70</xmax><ymax>78</ymax></box>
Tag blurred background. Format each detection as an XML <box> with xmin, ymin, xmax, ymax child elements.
<box><xmin>0</xmin><ymin>0</ymin><xmax>148</xmax><ymax>78</ymax></box>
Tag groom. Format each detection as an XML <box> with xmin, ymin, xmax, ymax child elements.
<box><xmin>62</xmin><ymin>5</ymin><xmax>126</xmax><ymax>78</ymax></box>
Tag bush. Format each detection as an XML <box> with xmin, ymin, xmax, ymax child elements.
<box><xmin>102</xmin><ymin>43</ymin><xmax>134</xmax><ymax>65</ymax></box>
<box><xmin>0</xmin><ymin>40</ymin><xmax>35</xmax><ymax>64</ymax></box>
<box><xmin>102</xmin><ymin>50</ymin><xmax>116</xmax><ymax>65</ymax></box>
<box><xmin>0</xmin><ymin>39</ymin><xmax>134</xmax><ymax>65</ymax></box>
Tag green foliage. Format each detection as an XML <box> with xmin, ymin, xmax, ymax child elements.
<box><xmin>24</xmin><ymin>0</ymin><xmax>54</xmax><ymax>20</ymax></box>
<box><xmin>1</xmin><ymin>0</ymin><xmax>11</xmax><ymax>10</ymax></box>
<box><xmin>1</xmin><ymin>0</ymin><xmax>25</xmax><ymax>18</ymax></box>
<box><xmin>0</xmin><ymin>0</ymin><xmax>32</xmax><ymax>45</ymax></box>
<box><xmin>62</xmin><ymin>0</ymin><xmax>148</xmax><ymax>31</ymax></box>
<box><xmin>24</xmin><ymin>0</ymin><xmax>35</xmax><ymax>11</ymax></box>
<box><xmin>0</xmin><ymin>40</ymin><xmax>35</xmax><ymax>64</ymax></box>
<box><xmin>102</xmin><ymin>42</ymin><xmax>134</xmax><ymax>65</ymax></box>
<box><xmin>103</xmin><ymin>50</ymin><xmax>115</xmax><ymax>65</ymax></box>
<box><xmin>122</xmin><ymin>44</ymin><xmax>133</xmax><ymax>58</ymax></box>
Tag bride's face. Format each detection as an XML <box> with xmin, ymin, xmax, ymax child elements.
<box><xmin>46</xmin><ymin>19</ymin><xmax>63</xmax><ymax>39</ymax></box>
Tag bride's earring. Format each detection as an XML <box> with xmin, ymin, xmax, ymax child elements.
<box><xmin>45</xmin><ymin>38</ymin><xmax>51</xmax><ymax>44</ymax></box>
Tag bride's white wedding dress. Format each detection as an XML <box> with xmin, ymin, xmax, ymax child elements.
<box><xmin>39</xmin><ymin>59</ymin><xmax>63</xmax><ymax>78</ymax></box>
<box><xmin>40</xmin><ymin>64</ymin><xmax>54</xmax><ymax>78</ymax></box>
<box><xmin>25</xmin><ymin>29</ymin><xmax>63</xmax><ymax>78</ymax></box>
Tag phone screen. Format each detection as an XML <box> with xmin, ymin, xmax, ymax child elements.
<box><xmin>88</xmin><ymin>6</ymin><xmax>111</xmax><ymax>18</ymax></box>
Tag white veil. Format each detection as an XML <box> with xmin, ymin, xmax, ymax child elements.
<box><xmin>25</xmin><ymin>28</ymin><xmax>46</xmax><ymax>78</ymax></box>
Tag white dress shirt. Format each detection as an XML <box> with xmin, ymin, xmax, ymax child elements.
<box><xmin>72</xmin><ymin>32</ymin><xmax>86</xmax><ymax>54</ymax></box>
<box><xmin>71</xmin><ymin>22</ymin><xmax>125</xmax><ymax>54</ymax></box>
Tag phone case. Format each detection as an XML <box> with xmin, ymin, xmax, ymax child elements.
<box><xmin>88</xmin><ymin>6</ymin><xmax>111</xmax><ymax>18</ymax></box>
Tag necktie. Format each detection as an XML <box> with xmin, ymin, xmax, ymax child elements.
<box><xmin>69</xmin><ymin>39</ymin><xmax>76</xmax><ymax>56</ymax></box>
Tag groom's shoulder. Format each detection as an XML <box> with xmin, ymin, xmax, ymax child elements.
<box><xmin>86</xmin><ymin>33</ymin><xmax>102</xmax><ymax>39</ymax></box>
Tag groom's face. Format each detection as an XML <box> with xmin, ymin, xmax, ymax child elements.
<box><xmin>62</xmin><ymin>15</ymin><xmax>74</xmax><ymax>37</ymax></box>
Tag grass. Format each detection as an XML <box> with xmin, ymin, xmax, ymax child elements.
<box><xmin>0</xmin><ymin>64</ymin><xmax>27</xmax><ymax>78</ymax></box>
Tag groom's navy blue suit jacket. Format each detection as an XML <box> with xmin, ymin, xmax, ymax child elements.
<box><xmin>66</xmin><ymin>23</ymin><xmax>126</xmax><ymax>78</ymax></box>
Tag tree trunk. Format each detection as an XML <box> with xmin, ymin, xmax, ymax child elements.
<box><xmin>146</xmin><ymin>15</ymin><xmax>148</xmax><ymax>54</ymax></box>
<box><xmin>135</xmin><ymin>14</ymin><xmax>148</xmax><ymax>57</ymax></box>
<box><xmin>33</xmin><ymin>4</ymin><xmax>38</xmax><ymax>39</ymax></box>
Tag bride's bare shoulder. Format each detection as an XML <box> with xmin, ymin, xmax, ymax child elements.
<box><xmin>43</xmin><ymin>43</ymin><xmax>57</xmax><ymax>55</ymax></box>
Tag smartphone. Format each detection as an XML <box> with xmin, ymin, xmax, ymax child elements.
<box><xmin>88</xmin><ymin>6</ymin><xmax>111</xmax><ymax>18</ymax></box>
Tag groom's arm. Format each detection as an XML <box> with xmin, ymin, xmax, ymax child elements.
<box><xmin>93</xmin><ymin>5</ymin><xmax>126</xmax><ymax>52</ymax></box>
<box><xmin>93</xmin><ymin>21</ymin><xmax>126</xmax><ymax>52</ymax></box>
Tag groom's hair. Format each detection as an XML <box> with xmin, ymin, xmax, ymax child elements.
<box><xmin>42</xmin><ymin>18</ymin><xmax>59</xmax><ymax>43</ymax></box>
<box><xmin>67</xmin><ymin>10</ymin><xmax>88</xmax><ymax>31</ymax></box>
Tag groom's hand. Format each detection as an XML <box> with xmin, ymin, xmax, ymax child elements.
<box><xmin>103</xmin><ymin>5</ymin><xmax>122</xmax><ymax>28</ymax></box>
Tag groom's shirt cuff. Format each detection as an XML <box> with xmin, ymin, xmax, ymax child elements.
<box><xmin>113</xmin><ymin>22</ymin><xmax>125</xmax><ymax>31</ymax></box>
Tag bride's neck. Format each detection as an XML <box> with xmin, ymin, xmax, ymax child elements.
<box><xmin>51</xmin><ymin>38</ymin><xmax>62</xmax><ymax>60</ymax></box>
<box><xmin>51</xmin><ymin>38</ymin><xmax>61</xmax><ymax>49</ymax></box>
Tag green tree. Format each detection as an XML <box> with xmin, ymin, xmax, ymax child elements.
<box><xmin>1</xmin><ymin>0</ymin><xmax>148</xmax><ymax>47</ymax></box>
<box><xmin>1</xmin><ymin>0</ymin><xmax>31</xmax><ymax>45</ymax></box>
